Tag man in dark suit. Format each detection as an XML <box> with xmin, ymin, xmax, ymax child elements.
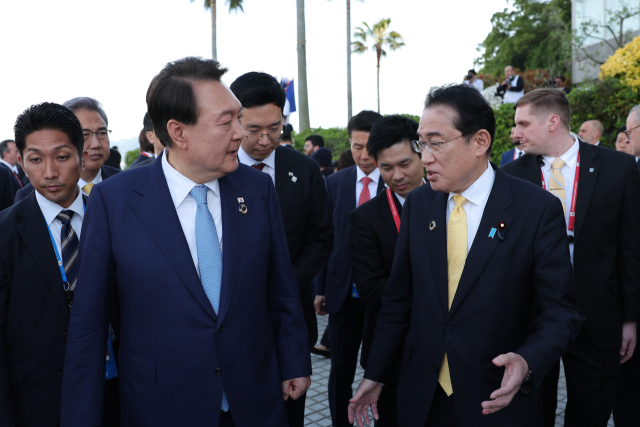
<box><xmin>0</xmin><ymin>102</ymin><xmax>89</xmax><ymax>427</ymax></box>
<box><xmin>315</xmin><ymin>109</ymin><xmax>384</xmax><ymax>427</ymax></box>
<box><xmin>499</xmin><ymin>126</ymin><xmax>523</xmax><ymax>167</ymax></box>
<box><xmin>0</xmin><ymin>139</ymin><xmax>27</xmax><ymax>189</ymax></box>
<box><xmin>128</xmin><ymin>129</ymin><xmax>155</xmax><ymax>169</ymax></box>
<box><xmin>104</xmin><ymin>148</ymin><xmax>122</xmax><ymax>169</ymax></box>
<box><xmin>229</xmin><ymin>71</ymin><xmax>333</xmax><ymax>427</ymax></box>
<box><xmin>0</xmin><ymin>166</ymin><xmax>17</xmax><ymax>211</ymax></box>
<box><xmin>60</xmin><ymin>57</ymin><xmax>311</xmax><ymax>427</ymax></box>
<box><xmin>349</xmin><ymin>84</ymin><xmax>584</xmax><ymax>427</ymax></box>
<box><xmin>349</xmin><ymin>115</ymin><xmax>424</xmax><ymax>426</ymax></box>
<box><xmin>502</xmin><ymin>89</ymin><xmax>640</xmax><ymax>427</ymax></box>
<box><xmin>13</xmin><ymin>99</ymin><xmax>121</xmax><ymax>204</ymax></box>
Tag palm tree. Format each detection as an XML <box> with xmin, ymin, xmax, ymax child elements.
<box><xmin>352</xmin><ymin>18</ymin><xmax>405</xmax><ymax>113</ymax></box>
<box><xmin>191</xmin><ymin>0</ymin><xmax>244</xmax><ymax>60</ymax></box>
<box><xmin>296</xmin><ymin>0</ymin><xmax>311</xmax><ymax>131</ymax></box>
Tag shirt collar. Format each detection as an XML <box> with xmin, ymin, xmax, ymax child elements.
<box><xmin>0</xmin><ymin>160</ymin><xmax>17</xmax><ymax>173</ymax></box>
<box><xmin>542</xmin><ymin>136</ymin><xmax>580</xmax><ymax>171</ymax></box>
<box><xmin>35</xmin><ymin>187</ymin><xmax>85</xmax><ymax>227</ymax></box>
<box><xmin>238</xmin><ymin>146</ymin><xmax>276</xmax><ymax>170</ymax></box>
<box><xmin>356</xmin><ymin>166</ymin><xmax>380</xmax><ymax>184</ymax></box>
<box><xmin>448</xmin><ymin>161</ymin><xmax>495</xmax><ymax>207</ymax></box>
<box><xmin>515</xmin><ymin>146</ymin><xmax>524</xmax><ymax>155</ymax></box>
<box><xmin>78</xmin><ymin>168</ymin><xmax>103</xmax><ymax>189</ymax></box>
<box><xmin>161</xmin><ymin>147</ymin><xmax>220</xmax><ymax>209</ymax></box>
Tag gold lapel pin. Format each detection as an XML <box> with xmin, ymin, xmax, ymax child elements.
<box><xmin>429</xmin><ymin>221</ymin><xmax>436</xmax><ymax>231</ymax></box>
<box><xmin>238</xmin><ymin>197</ymin><xmax>247</xmax><ymax>214</ymax></box>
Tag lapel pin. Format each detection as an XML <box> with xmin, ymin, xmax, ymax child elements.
<box><xmin>499</xmin><ymin>222</ymin><xmax>506</xmax><ymax>230</ymax></box>
<box><xmin>429</xmin><ymin>221</ymin><xmax>436</xmax><ymax>231</ymax></box>
<box><xmin>238</xmin><ymin>197</ymin><xmax>248</xmax><ymax>214</ymax></box>
<box><xmin>589</xmin><ymin>168</ymin><xmax>594</xmax><ymax>172</ymax></box>
<box><xmin>288</xmin><ymin>172</ymin><xmax>293</xmax><ymax>176</ymax></box>
<box><xmin>489</xmin><ymin>228</ymin><xmax>497</xmax><ymax>238</ymax></box>
<box><xmin>237</xmin><ymin>197</ymin><xmax>244</xmax><ymax>203</ymax></box>
<box><xmin>291</xmin><ymin>175</ymin><xmax>297</xmax><ymax>183</ymax></box>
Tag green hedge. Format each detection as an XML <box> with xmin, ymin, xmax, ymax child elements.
<box><xmin>124</xmin><ymin>148</ymin><xmax>140</xmax><ymax>169</ymax></box>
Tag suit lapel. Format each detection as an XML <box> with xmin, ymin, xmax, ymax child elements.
<box><xmin>376</xmin><ymin>176</ymin><xmax>385</xmax><ymax>195</ymax></box>
<box><xmin>424</xmin><ymin>191</ymin><xmax>449</xmax><ymax>319</ymax></box>
<box><xmin>344</xmin><ymin>166</ymin><xmax>357</xmax><ymax>212</ymax></box>
<box><xmin>131</xmin><ymin>156</ymin><xmax>217</xmax><ymax>320</ymax></box>
<box><xmin>17</xmin><ymin>192</ymin><xmax>69</xmax><ymax>318</ymax></box>
<box><xmin>521</xmin><ymin>155</ymin><xmax>543</xmax><ymax>186</ymax></box>
<box><xmin>216</xmin><ymin>172</ymin><xmax>248</xmax><ymax>324</ymax></box>
<box><xmin>274</xmin><ymin>148</ymin><xmax>295</xmax><ymax>220</ymax></box>
<box><xmin>448</xmin><ymin>169</ymin><xmax>514</xmax><ymax>318</ymax></box>
<box><xmin>574</xmin><ymin>143</ymin><xmax>599</xmax><ymax>239</ymax></box>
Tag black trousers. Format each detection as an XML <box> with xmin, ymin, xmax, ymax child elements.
<box><xmin>374</xmin><ymin>380</ymin><xmax>398</xmax><ymax>427</ymax></box>
<box><xmin>424</xmin><ymin>384</ymin><xmax>459</xmax><ymax>427</ymax></box>
<box><xmin>613</xmin><ymin>351</ymin><xmax>640</xmax><ymax>427</ymax></box>
<box><xmin>542</xmin><ymin>328</ymin><xmax>619</xmax><ymax>427</ymax></box>
<box><xmin>285</xmin><ymin>393</ymin><xmax>307</xmax><ymax>427</ymax></box>
<box><xmin>328</xmin><ymin>294</ymin><xmax>366</xmax><ymax>427</ymax></box>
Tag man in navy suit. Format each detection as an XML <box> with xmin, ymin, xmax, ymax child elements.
<box><xmin>499</xmin><ymin>126</ymin><xmax>523</xmax><ymax>167</ymax></box>
<box><xmin>315</xmin><ymin>110</ymin><xmax>384</xmax><ymax>427</ymax></box>
<box><xmin>60</xmin><ymin>57</ymin><xmax>311</xmax><ymax>427</ymax></box>
<box><xmin>349</xmin><ymin>85</ymin><xmax>584</xmax><ymax>427</ymax></box>
<box><xmin>13</xmin><ymin>97</ymin><xmax>121</xmax><ymax>204</ymax></box>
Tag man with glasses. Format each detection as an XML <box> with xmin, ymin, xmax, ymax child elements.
<box><xmin>348</xmin><ymin>84</ymin><xmax>583</xmax><ymax>427</ymax></box>
<box><xmin>13</xmin><ymin>97</ymin><xmax>121</xmax><ymax>203</ymax></box>
<box><xmin>502</xmin><ymin>89</ymin><xmax>640</xmax><ymax>427</ymax></box>
<box><xmin>230</xmin><ymin>71</ymin><xmax>333</xmax><ymax>427</ymax></box>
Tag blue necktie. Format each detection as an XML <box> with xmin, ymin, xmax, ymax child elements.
<box><xmin>189</xmin><ymin>185</ymin><xmax>229</xmax><ymax>412</ymax></box>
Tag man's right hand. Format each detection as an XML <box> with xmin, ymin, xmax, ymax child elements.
<box><xmin>314</xmin><ymin>295</ymin><xmax>326</xmax><ymax>315</ymax></box>
<box><xmin>348</xmin><ymin>379</ymin><xmax>383</xmax><ymax>427</ymax></box>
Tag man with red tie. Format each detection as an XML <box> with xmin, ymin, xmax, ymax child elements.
<box><xmin>0</xmin><ymin>139</ymin><xmax>26</xmax><ymax>190</ymax></box>
<box><xmin>314</xmin><ymin>110</ymin><xmax>384</xmax><ymax>427</ymax></box>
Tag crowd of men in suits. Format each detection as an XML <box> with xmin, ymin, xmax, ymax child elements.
<box><xmin>0</xmin><ymin>55</ymin><xmax>639</xmax><ymax>427</ymax></box>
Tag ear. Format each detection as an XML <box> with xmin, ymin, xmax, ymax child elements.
<box><xmin>373</xmin><ymin>159</ymin><xmax>379</xmax><ymax>168</ymax></box>
<box><xmin>17</xmin><ymin>155</ymin><xmax>27</xmax><ymax>178</ymax></box>
<box><xmin>145</xmin><ymin>130</ymin><xmax>154</xmax><ymax>143</ymax></box>
<box><xmin>474</xmin><ymin>129</ymin><xmax>491</xmax><ymax>157</ymax></box>
<box><xmin>167</xmin><ymin>120</ymin><xmax>188</xmax><ymax>149</ymax></box>
<box><xmin>81</xmin><ymin>150</ymin><xmax>89</xmax><ymax>171</ymax></box>
<box><xmin>548</xmin><ymin>114</ymin><xmax>561</xmax><ymax>132</ymax></box>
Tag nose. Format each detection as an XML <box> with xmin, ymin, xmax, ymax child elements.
<box><xmin>361</xmin><ymin>148</ymin><xmax>371</xmax><ymax>160</ymax></box>
<box><xmin>43</xmin><ymin>158</ymin><xmax>57</xmax><ymax>179</ymax></box>
<box><xmin>232</xmin><ymin>118</ymin><xmax>245</xmax><ymax>142</ymax></box>
<box><xmin>421</xmin><ymin>148</ymin><xmax>435</xmax><ymax>167</ymax></box>
<box><xmin>87</xmin><ymin>133</ymin><xmax>101</xmax><ymax>150</ymax></box>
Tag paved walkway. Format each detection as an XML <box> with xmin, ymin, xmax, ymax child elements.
<box><xmin>304</xmin><ymin>314</ymin><xmax>615</xmax><ymax>427</ymax></box>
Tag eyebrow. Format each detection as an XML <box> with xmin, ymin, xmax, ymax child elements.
<box><xmin>82</xmin><ymin>127</ymin><xmax>107</xmax><ymax>131</ymax></box>
<box><xmin>379</xmin><ymin>157</ymin><xmax>411</xmax><ymax>167</ymax></box>
<box><xmin>245</xmin><ymin>120</ymin><xmax>282</xmax><ymax>128</ymax></box>
<box><xmin>26</xmin><ymin>144</ymin><xmax>71</xmax><ymax>153</ymax></box>
<box><xmin>216</xmin><ymin>110</ymin><xmax>237</xmax><ymax>119</ymax></box>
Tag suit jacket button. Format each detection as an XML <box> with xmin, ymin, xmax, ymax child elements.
<box><xmin>214</xmin><ymin>368</ymin><xmax>222</xmax><ymax>376</ymax></box>
<box><xmin>445</xmin><ymin>327</ymin><xmax>452</xmax><ymax>335</ymax></box>
<box><xmin>433</xmin><ymin>365</ymin><xmax>440</xmax><ymax>372</ymax></box>
<box><xmin>62</xmin><ymin>328</ymin><xmax>68</xmax><ymax>335</ymax></box>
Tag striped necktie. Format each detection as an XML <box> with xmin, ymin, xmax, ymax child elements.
<box><xmin>57</xmin><ymin>210</ymin><xmax>79</xmax><ymax>308</ymax></box>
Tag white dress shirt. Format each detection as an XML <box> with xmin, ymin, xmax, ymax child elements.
<box><xmin>514</xmin><ymin>147</ymin><xmax>524</xmax><ymax>159</ymax></box>
<box><xmin>78</xmin><ymin>169</ymin><xmax>103</xmax><ymax>196</ymax></box>
<box><xmin>238</xmin><ymin>146</ymin><xmax>276</xmax><ymax>184</ymax></box>
<box><xmin>541</xmin><ymin>136</ymin><xmax>579</xmax><ymax>263</ymax></box>
<box><xmin>356</xmin><ymin>167</ymin><xmax>380</xmax><ymax>206</ymax></box>
<box><xmin>35</xmin><ymin>188</ymin><xmax>84</xmax><ymax>256</ymax></box>
<box><xmin>446</xmin><ymin>161</ymin><xmax>495</xmax><ymax>253</ymax></box>
<box><xmin>0</xmin><ymin>160</ymin><xmax>18</xmax><ymax>174</ymax></box>
<box><xmin>162</xmin><ymin>149</ymin><xmax>223</xmax><ymax>275</ymax></box>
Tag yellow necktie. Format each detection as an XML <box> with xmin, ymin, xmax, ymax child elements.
<box><xmin>83</xmin><ymin>183</ymin><xmax>94</xmax><ymax>195</ymax></box>
<box><xmin>438</xmin><ymin>195</ymin><xmax>468</xmax><ymax>396</ymax></box>
<box><xmin>548</xmin><ymin>159</ymin><xmax>566</xmax><ymax>215</ymax></box>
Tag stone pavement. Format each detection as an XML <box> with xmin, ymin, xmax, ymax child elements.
<box><xmin>305</xmin><ymin>314</ymin><xmax>615</xmax><ymax>427</ymax></box>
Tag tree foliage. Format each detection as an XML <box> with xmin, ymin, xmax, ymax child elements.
<box><xmin>476</xmin><ymin>0</ymin><xmax>572</xmax><ymax>77</ymax></box>
<box><xmin>124</xmin><ymin>148</ymin><xmax>140</xmax><ymax>169</ymax></box>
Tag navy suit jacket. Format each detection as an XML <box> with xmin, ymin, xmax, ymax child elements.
<box><xmin>364</xmin><ymin>166</ymin><xmax>584</xmax><ymax>426</ymax></box>
<box><xmin>13</xmin><ymin>165</ymin><xmax>121</xmax><ymax>204</ymax></box>
<box><xmin>60</xmin><ymin>155</ymin><xmax>311</xmax><ymax>427</ymax></box>
<box><xmin>317</xmin><ymin>165</ymin><xmax>385</xmax><ymax>315</ymax></box>
<box><xmin>500</xmin><ymin>148</ymin><xmax>515</xmax><ymax>167</ymax></box>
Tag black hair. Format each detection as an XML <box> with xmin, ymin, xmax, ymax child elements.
<box><xmin>618</xmin><ymin>125</ymin><xmax>627</xmax><ymax>134</ymax></box>
<box><xmin>138</xmin><ymin>129</ymin><xmax>153</xmax><ymax>153</ymax></box>
<box><xmin>229</xmin><ymin>72</ymin><xmax>286</xmax><ymax>112</ymax></box>
<box><xmin>347</xmin><ymin>110</ymin><xmax>383</xmax><ymax>137</ymax></box>
<box><xmin>424</xmin><ymin>84</ymin><xmax>496</xmax><ymax>154</ymax></box>
<box><xmin>146</xmin><ymin>56</ymin><xmax>228</xmax><ymax>147</ymax></box>
<box><xmin>305</xmin><ymin>134</ymin><xmax>324</xmax><ymax>148</ymax></box>
<box><xmin>281</xmin><ymin>124</ymin><xmax>293</xmax><ymax>142</ymax></box>
<box><xmin>555</xmin><ymin>75</ymin><xmax>566</xmax><ymax>83</ymax></box>
<box><xmin>13</xmin><ymin>102</ymin><xmax>84</xmax><ymax>157</ymax></box>
<box><xmin>143</xmin><ymin>112</ymin><xmax>154</xmax><ymax>132</ymax></box>
<box><xmin>63</xmin><ymin>97</ymin><xmax>108</xmax><ymax>126</ymax></box>
<box><xmin>0</xmin><ymin>139</ymin><xmax>15</xmax><ymax>158</ymax></box>
<box><xmin>468</xmin><ymin>69</ymin><xmax>476</xmax><ymax>76</ymax></box>
<box><xmin>367</xmin><ymin>115</ymin><xmax>419</xmax><ymax>161</ymax></box>
<box><xmin>337</xmin><ymin>149</ymin><xmax>355</xmax><ymax>171</ymax></box>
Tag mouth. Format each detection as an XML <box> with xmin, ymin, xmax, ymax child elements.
<box><xmin>227</xmin><ymin>150</ymin><xmax>238</xmax><ymax>157</ymax></box>
<box><xmin>88</xmin><ymin>154</ymin><xmax>103</xmax><ymax>160</ymax></box>
<box><xmin>45</xmin><ymin>184</ymin><xmax>63</xmax><ymax>192</ymax></box>
<box><xmin>394</xmin><ymin>183</ymin><xmax>408</xmax><ymax>191</ymax></box>
<box><xmin>426</xmin><ymin>170</ymin><xmax>437</xmax><ymax>181</ymax></box>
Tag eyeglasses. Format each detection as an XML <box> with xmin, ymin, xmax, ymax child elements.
<box><xmin>624</xmin><ymin>124</ymin><xmax>640</xmax><ymax>139</ymax></box>
<box><xmin>411</xmin><ymin>134</ymin><xmax>465</xmax><ymax>154</ymax></box>
<box><xmin>83</xmin><ymin>129</ymin><xmax>112</xmax><ymax>141</ymax></box>
<box><xmin>238</xmin><ymin>117</ymin><xmax>283</xmax><ymax>144</ymax></box>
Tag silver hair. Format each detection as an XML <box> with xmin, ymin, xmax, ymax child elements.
<box><xmin>62</xmin><ymin>97</ymin><xmax>108</xmax><ymax>126</ymax></box>
<box><xmin>630</xmin><ymin>104</ymin><xmax>640</xmax><ymax>119</ymax></box>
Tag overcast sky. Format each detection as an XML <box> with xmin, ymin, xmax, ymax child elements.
<box><xmin>0</xmin><ymin>0</ymin><xmax>509</xmax><ymax>148</ymax></box>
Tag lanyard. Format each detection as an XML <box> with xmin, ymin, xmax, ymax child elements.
<box><xmin>540</xmin><ymin>151</ymin><xmax>580</xmax><ymax>231</ymax></box>
<box><xmin>386</xmin><ymin>188</ymin><xmax>401</xmax><ymax>232</ymax></box>
<box><xmin>45</xmin><ymin>201</ymin><xmax>85</xmax><ymax>305</ymax></box>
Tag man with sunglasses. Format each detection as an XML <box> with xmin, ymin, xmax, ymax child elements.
<box><xmin>230</xmin><ymin>72</ymin><xmax>333</xmax><ymax>427</ymax></box>
<box><xmin>348</xmin><ymin>84</ymin><xmax>583</xmax><ymax>427</ymax></box>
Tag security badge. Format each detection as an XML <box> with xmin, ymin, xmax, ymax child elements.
<box><xmin>237</xmin><ymin>197</ymin><xmax>248</xmax><ymax>214</ymax></box>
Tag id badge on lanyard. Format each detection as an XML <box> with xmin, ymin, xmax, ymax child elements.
<box><xmin>46</xmin><ymin>201</ymin><xmax>118</xmax><ymax>380</ymax></box>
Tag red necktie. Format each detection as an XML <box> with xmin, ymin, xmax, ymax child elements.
<box><xmin>359</xmin><ymin>177</ymin><xmax>372</xmax><ymax>207</ymax></box>
<box><xmin>252</xmin><ymin>163</ymin><xmax>266</xmax><ymax>171</ymax></box>
<box><xmin>12</xmin><ymin>171</ymin><xmax>23</xmax><ymax>188</ymax></box>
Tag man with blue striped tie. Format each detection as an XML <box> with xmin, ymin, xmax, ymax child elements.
<box><xmin>60</xmin><ymin>57</ymin><xmax>312</xmax><ymax>427</ymax></box>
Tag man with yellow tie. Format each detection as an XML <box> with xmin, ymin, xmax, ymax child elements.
<box><xmin>503</xmin><ymin>89</ymin><xmax>640</xmax><ymax>427</ymax></box>
<box><xmin>12</xmin><ymin>97</ymin><xmax>121</xmax><ymax>204</ymax></box>
<box><xmin>348</xmin><ymin>84</ymin><xmax>584</xmax><ymax>427</ymax></box>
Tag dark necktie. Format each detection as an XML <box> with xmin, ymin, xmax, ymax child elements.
<box><xmin>57</xmin><ymin>210</ymin><xmax>79</xmax><ymax>307</ymax></box>
<box><xmin>518</xmin><ymin>151</ymin><xmax>523</xmax><ymax>158</ymax></box>
<box><xmin>252</xmin><ymin>163</ymin><xmax>266</xmax><ymax>171</ymax></box>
